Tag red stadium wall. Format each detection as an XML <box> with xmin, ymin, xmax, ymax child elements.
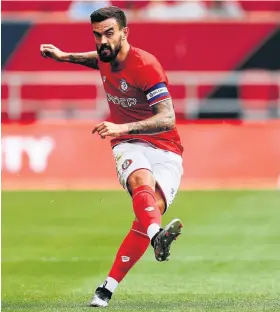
<box><xmin>5</xmin><ymin>22</ymin><xmax>276</xmax><ymax>72</ymax></box>
<box><xmin>2</xmin><ymin>1</ymin><xmax>280</xmax><ymax>13</ymax></box>
<box><xmin>2</xmin><ymin>120</ymin><xmax>280</xmax><ymax>190</ymax></box>
<box><xmin>3</xmin><ymin>21</ymin><xmax>277</xmax><ymax>117</ymax></box>
<box><xmin>1</xmin><ymin>1</ymin><xmax>72</xmax><ymax>11</ymax></box>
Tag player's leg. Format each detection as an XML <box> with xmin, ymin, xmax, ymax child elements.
<box><xmin>125</xmin><ymin>166</ymin><xmax>183</xmax><ymax>263</ymax></box>
<box><xmin>90</xmin><ymin>170</ymin><xmax>167</xmax><ymax>304</ymax></box>
<box><xmin>147</xmin><ymin>146</ymin><xmax>184</xmax><ymax>262</ymax></box>
<box><xmin>127</xmin><ymin>168</ymin><xmax>163</xmax><ymax>241</ymax></box>
<box><xmin>89</xmin><ymin>219</ymin><xmax>149</xmax><ymax>307</ymax></box>
<box><xmin>154</xmin><ymin>187</ymin><xmax>166</xmax><ymax>215</ymax></box>
<box><xmin>151</xmin><ymin>185</ymin><xmax>183</xmax><ymax>261</ymax></box>
<box><xmin>89</xmin><ymin>144</ymin><xmax>155</xmax><ymax>307</ymax></box>
<box><xmin>126</xmin><ymin>168</ymin><xmax>183</xmax><ymax>259</ymax></box>
<box><xmin>89</xmin><ymin>143</ymin><xmax>183</xmax><ymax>307</ymax></box>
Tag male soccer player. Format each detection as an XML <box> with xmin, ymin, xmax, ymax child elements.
<box><xmin>40</xmin><ymin>6</ymin><xmax>183</xmax><ymax>308</ymax></box>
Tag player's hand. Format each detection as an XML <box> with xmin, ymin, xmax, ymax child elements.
<box><xmin>92</xmin><ymin>122</ymin><xmax>128</xmax><ymax>138</ymax></box>
<box><xmin>40</xmin><ymin>44</ymin><xmax>66</xmax><ymax>62</ymax></box>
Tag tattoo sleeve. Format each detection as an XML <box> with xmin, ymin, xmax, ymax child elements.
<box><xmin>126</xmin><ymin>99</ymin><xmax>175</xmax><ymax>135</ymax></box>
<box><xmin>63</xmin><ymin>52</ymin><xmax>99</xmax><ymax>69</ymax></box>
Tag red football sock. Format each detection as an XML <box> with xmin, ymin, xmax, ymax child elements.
<box><xmin>132</xmin><ymin>185</ymin><xmax>161</xmax><ymax>237</ymax></box>
<box><xmin>108</xmin><ymin>220</ymin><xmax>150</xmax><ymax>283</ymax></box>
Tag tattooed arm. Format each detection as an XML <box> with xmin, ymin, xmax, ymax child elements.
<box><xmin>64</xmin><ymin>51</ymin><xmax>99</xmax><ymax>69</ymax></box>
<box><xmin>126</xmin><ymin>99</ymin><xmax>175</xmax><ymax>135</ymax></box>
<box><xmin>40</xmin><ymin>44</ymin><xmax>99</xmax><ymax>69</ymax></box>
<box><xmin>92</xmin><ymin>99</ymin><xmax>175</xmax><ymax>138</ymax></box>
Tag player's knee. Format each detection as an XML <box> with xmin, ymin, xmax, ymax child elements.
<box><xmin>127</xmin><ymin>169</ymin><xmax>155</xmax><ymax>193</ymax></box>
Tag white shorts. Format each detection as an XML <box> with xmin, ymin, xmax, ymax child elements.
<box><xmin>113</xmin><ymin>141</ymin><xmax>183</xmax><ymax>210</ymax></box>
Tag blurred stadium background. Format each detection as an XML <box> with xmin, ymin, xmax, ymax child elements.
<box><xmin>1</xmin><ymin>0</ymin><xmax>280</xmax><ymax>189</ymax></box>
<box><xmin>2</xmin><ymin>1</ymin><xmax>280</xmax><ymax>312</ymax></box>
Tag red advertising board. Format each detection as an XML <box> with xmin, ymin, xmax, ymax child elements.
<box><xmin>2</xmin><ymin>120</ymin><xmax>280</xmax><ymax>190</ymax></box>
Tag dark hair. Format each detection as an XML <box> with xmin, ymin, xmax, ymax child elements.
<box><xmin>90</xmin><ymin>6</ymin><xmax>127</xmax><ymax>29</ymax></box>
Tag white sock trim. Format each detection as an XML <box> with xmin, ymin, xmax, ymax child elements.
<box><xmin>100</xmin><ymin>276</ymin><xmax>119</xmax><ymax>293</ymax></box>
<box><xmin>147</xmin><ymin>223</ymin><xmax>161</xmax><ymax>240</ymax></box>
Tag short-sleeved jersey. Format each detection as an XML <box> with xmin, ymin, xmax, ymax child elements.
<box><xmin>98</xmin><ymin>45</ymin><xmax>183</xmax><ymax>155</ymax></box>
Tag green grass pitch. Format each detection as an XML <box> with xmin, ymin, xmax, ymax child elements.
<box><xmin>2</xmin><ymin>190</ymin><xmax>280</xmax><ymax>312</ymax></box>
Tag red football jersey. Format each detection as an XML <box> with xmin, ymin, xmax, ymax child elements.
<box><xmin>98</xmin><ymin>45</ymin><xmax>183</xmax><ymax>155</ymax></box>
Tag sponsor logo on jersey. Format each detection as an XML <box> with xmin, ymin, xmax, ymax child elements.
<box><xmin>121</xmin><ymin>256</ymin><xmax>130</xmax><ymax>262</ymax></box>
<box><xmin>122</xmin><ymin>159</ymin><xmax>132</xmax><ymax>170</ymax></box>
<box><xmin>119</xmin><ymin>78</ymin><xmax>129</xmax><ymax>93</ymax></box>
<box><xmin>106</xmin><ymin>93</ymin><xmax>137</xmax><ymax>108</ymax></box>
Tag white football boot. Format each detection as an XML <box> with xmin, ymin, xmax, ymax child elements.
<box><xmin>89</xmin><ymin>286</ymin><xmax>112</xmax><ymax>308</ymax></box>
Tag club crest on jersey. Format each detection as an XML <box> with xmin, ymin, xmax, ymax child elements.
<box><xmin>119</xmin><ymin>79</ymin><xmax>129</xmax><ymax>93</ymax></box>
<box><xmin>102</xmin><ymin>76</ymin><xmax>106</xmax><ymax>82</ymax></box>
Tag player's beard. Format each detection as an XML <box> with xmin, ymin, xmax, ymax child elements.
<box><xmin>97</xmin><ymin>38</ymin><xmax>122</xmax><ymax>63</ymax></box>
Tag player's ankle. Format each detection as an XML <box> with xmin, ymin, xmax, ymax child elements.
<box><xmin>151</xmin><ymin>228</ymin><xmax>163</xmax><ymax>247</ymax></box>
<box><xmin>147</xmin><ymin>223</ymin><xmax>161</xmax><ymax>240</ymax></box>
<box><xmin>100</xmin><ymin>276</ymin><xmax>119</xmax><ymax>293</ymax></box>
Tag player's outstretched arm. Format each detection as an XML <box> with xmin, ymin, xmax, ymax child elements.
<box><xmin>40</xmin><ymin>44</ymin><xmax>99</xmax><ymax>69</ymax></box>
<box><xmin>126</xmin><ymin>99</ymin><xmax>175</xmax><ymax>135</ymax></box>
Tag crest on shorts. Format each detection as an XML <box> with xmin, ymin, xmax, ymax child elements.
<box><xmin>119</xmin><ymin>79</ymin><xmax>129</xmax><ymax>93</ymax></box>
<box><xmin>122</xmin><ymin>159</ymin><xmax>132</xmax><ymax>170</ymax></box>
